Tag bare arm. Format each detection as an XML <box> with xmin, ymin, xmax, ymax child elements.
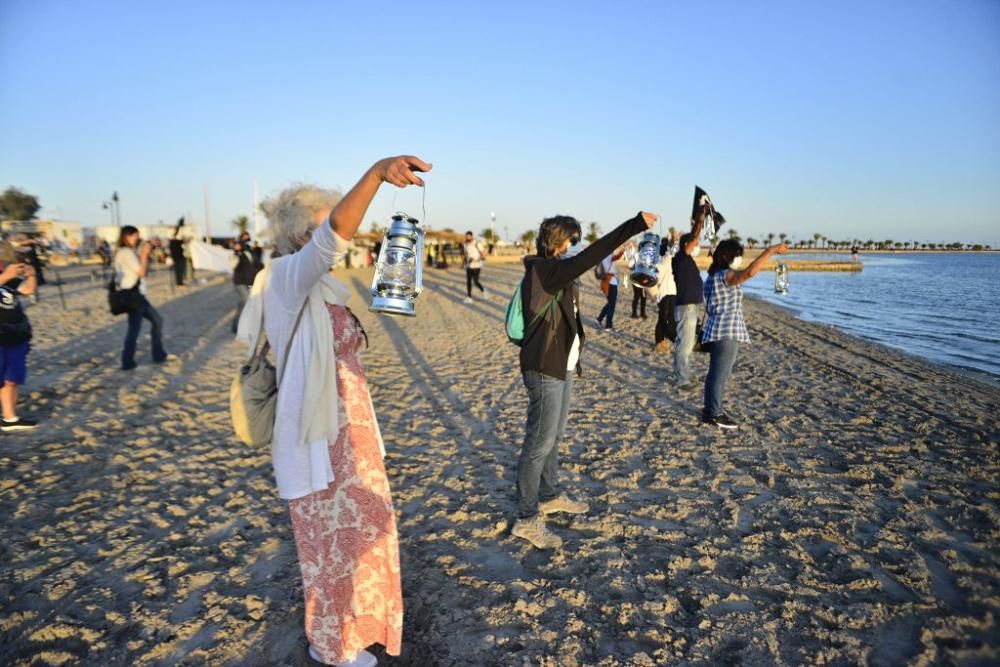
<box><xmin>727</xmin><ymin>243</ymin><xmax>788</xmax><ymax>286</ymax></box>
<box><xmin>683</xmin><ymin>204</ymin><xmax>710</xmax><ymax>255</ymax></box>
<box><xmin>329</xmin><ymin>155</ymin><xmax>432</xmax><ymax>241</ymax></box>
<box><xmin>16</xmin><ymin>264</ymin><xmax>37</xmax><ymax>295</ymax></box>
<box><xmin>137</xmin><ymin>243</ymin><xmax>151</xmax><ymax>278</ymax></box>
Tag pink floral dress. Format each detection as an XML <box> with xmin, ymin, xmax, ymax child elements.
<box><xmin>287</xmin><ymin>305</ymin><xmax>402</xmax><ymax>663</ymax></box>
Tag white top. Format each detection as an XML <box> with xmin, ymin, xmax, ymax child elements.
<box><xmin>463</xmin><ymin>240</ymin><xmax>484</xmax><ymax>269</ymax></box>
<box><xmin>113</xmin><ymin>247</ymin><xmax>146</xmax><ymax>295</ymax></box>
<box><xmin>566</xmin><ymin>297</ymin><xmax>580</xmax><ymax>370</ymax></box>
<box><xmin>655</xmin><ymin>249</ymin><xmax>677</xmax><ymax>301</ymax></box>
<box><xmin>601</xmin><ymin>255</ymin><xmax>618</xmax><ymax>286</ymax></box>
<box><xmin>263</xmin><ymin>221</ymin><xmax>353</xmax><ymax>500</ymax></box>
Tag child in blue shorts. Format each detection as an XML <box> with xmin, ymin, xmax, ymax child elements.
<box><xmin>0</xmin><ymin>258</ymin><xmax>37</xmax><ymax>432</ymax></box>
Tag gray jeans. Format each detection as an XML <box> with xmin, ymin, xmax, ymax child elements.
<box><xmin>674</xmin><ymin>303</ymin><xmax>700</xmax><ymax>383</ymax></box>
<box><xmin>516</xmin><ymin>370</ymin><xmax>573</xmax><ymax>519</ymax></box>
<box><xmin>232</xmin><ymin>284</ymin><xmax>250</xmax><ymax>333</ymax></box>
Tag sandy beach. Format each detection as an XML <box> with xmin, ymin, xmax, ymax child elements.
<box><xmin>1</xmin><ymin>261</ymin><xmax>998</xmax><ymax>666</ymax></box>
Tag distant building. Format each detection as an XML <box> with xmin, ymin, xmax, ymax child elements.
<box><xmin>1</xmin><ymin>218</ymin><xmax>83</xmax><ymax>245</ymax></box>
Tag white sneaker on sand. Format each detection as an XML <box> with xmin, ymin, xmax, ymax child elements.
<box><xmin>463</xmin><ymin>297</ymin><xmax>473</xmax><ymax>304</ymax></box>
<box><xmin>308</xmin><ymin>645</ymin><xmax>377</xmax><ymax>667</ymax></box>
<box><xmin>511</xmin><ymin>515</ymin><xmax>562</xmax><ymax>549</ymax></box>
<box><xmin>539</xmin><ymin>494</ymin><xmax>589</xmax><ymax>516</ymax></box>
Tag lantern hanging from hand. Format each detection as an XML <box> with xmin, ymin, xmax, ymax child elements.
<box><xmin>774</xmin><ymin>262</ymin><xmax>789</xmax><ymax>294</ymax></box>
<box><xmin>629</xmin><ymin>232</ymin><xmax>660</xmax><ymax>287</ymax></box>
<box><xmin>369</xmin><ymin>213</ymin><xmax>424</xmax><ymax>316</ymax></box>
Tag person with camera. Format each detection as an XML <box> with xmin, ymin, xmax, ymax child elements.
<box><xmin>0</xmin><ymin>257</ymin><xmax>37</xmax><ymax>432</ymax></box>
<box><xmin>232</xmin><ymin>231</ymin><xmax>263</xmax><ymax>334</ymax></box>
<box><xmin>114</xmin><ymin>226</ymin><xmax>175</xmax><ymax>371</ymax></box>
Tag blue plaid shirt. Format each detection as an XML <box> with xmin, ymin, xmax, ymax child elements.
<box><xmin>701</xmin><ymin>270</ymin><xmax>750</xmax><ymax>344</ymax></box>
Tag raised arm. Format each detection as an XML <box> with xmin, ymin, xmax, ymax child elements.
<box><xmin>683</xmin><ymin>204</ymin><xmax>710</xmax><ymax>255</ymax></box>
<box><xmin>727</xmin><ymin>243</ymin><xmax>788</xmax><ymax>286</ymax></box>
<box><xmin>537</xmin><ymin>212</ymin><xmax>656</xmax><ymax>291</ymax></box>
<box><xmin>329</xmin><ymin>155</ymin><xmax>432</xmax><ymax>242</ymax></box>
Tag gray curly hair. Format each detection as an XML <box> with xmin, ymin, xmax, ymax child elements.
<box><xmin>260</xmin><ymin>184</ymin><xmax>342</xmax><ymax>255</ymax></box>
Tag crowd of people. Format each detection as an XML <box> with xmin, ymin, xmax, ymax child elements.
<box><xmin>5</xmin><ymin>153</ymin><xmax>790</xmax><ymax>666</ymax></box>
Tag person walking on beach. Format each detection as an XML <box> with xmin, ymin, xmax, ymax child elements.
<box><xmin>653</xmin><ymin>232</ymin><xmax>680</xmax><ymax>354</ymax></box>
<box><xmin>595</xmin><ymin>247</ymin><xmax>625</xmax><ymax>330</ymax></box>
<box><xmin>628</xmin><ymin>253</ymin><xmax>647</xmax><ymax>320</ymax></box>
<box><xmin>0</xmin><ymin>257</ymin><xmax>37</xmax><ymax>432</ymax></box>
<box><xmin>672</xmin><ymin>205</ymin><xmax>708</xmax><ymax>387</ymax></box>
<box><xmin>238</xmin><ymin>155</ymin><xmax>431</xmax><ymax>667</ymax></box>
<box><xmin>169</xmin><ymin>221</ymin><xmax>187</xmax><ymax>288</ymax></box>
<box><xmin>232</xmin><ymin>231</ymin><xmax>263</xmax><ymax>334</ymax></box>
<box><xmin>513</xmin><ymin>210</ymin><xmax>657</xmax><ymax>549</ymax></box>
<box><xmin>462</xmin><ymin>231</ymin><xmax>488</xmax><ymax>303</ymax></box>
<box><xmin>701</xmin><ymin>239</ymin><xmax>788</xmax><ymax>429</ymax></box>
<box><xmin>114</xmin><ymin>226</ymin><xmax>175</xmax><ymax>371</ymax></box>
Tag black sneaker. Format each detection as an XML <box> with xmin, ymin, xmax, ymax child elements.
<box><xmin>702</xmin><ymin>414</ymin><xmax>738</xmax><ymax>430</ymax></box>
<box><xmin>1</xmin><ymin>417</ymin><xmax>38</xmax><ymax>433</ymax></box>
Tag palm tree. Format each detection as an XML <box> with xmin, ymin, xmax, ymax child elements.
<box><xmin>779</xmin><ymin>233</ymin><xmax>788</xmax><ymax>245</ymax></box>
<box><xmin>813</xmin><ymin>232</ymin><xmax>822</xmax><ymax>249</ymax></box>
<box><xmin>726</xmin><ymin>228</ymin><xmax>741</xmax><ymax>245</ymax></box>
<box><xmin>586</xmin><ymin>222</ymin><xmax>601</xmax><ymax>244</ymax></box>
<box><xmin>746</xmin><ymin>237</ymin><xmax>757</xmax><ymax>249</ymax></box>
<box><xmin>481</xmin><ymin>228</ymin><xmax>498</xmax><ymax>245</ymax></box>
<box><xmin>231</xmin><ymin>215</ymin><xmax>250</xmax><ymax>235</ymax></box>
<box><xmin>520</xmin><ymin>229</ymin><xmax>536</xmax><ymax>250</ymax></box>
<box><xmin>766</xmin><ymin>233</ymin><xmax>775</xmax><ymax>246</ymax></box>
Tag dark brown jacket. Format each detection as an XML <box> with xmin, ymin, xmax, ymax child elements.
<box><xmin>519</xmin><ymin>213</ymin><xmax>648</xmax><ymax>379</ymax></box>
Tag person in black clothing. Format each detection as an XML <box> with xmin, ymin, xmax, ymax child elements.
<box><xmin>511</xmin><ymin>210</ymin><xmax>657</xmax><ymax>550</ymax></box>
<box><xmin>232</xmin><ymin>231</ymin><xmax>263</xmax><ymax>333</ymax></box>
<box><xmin>672</xmin><ymin>204</ymin><xmax>709</xmax><ymax>387</ymax></box>
<box><xmin>0</xmin><ymin>258</ymin><xmax>38</xmax><ymax>432</ymax></box>
<box><xmin>169</xmin><ymin>220</ymin><xmax>187</xmax><ymax>287</ymax></box>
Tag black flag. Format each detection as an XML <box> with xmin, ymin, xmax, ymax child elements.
<box><xmin>692</xmin><ymin>186</ymin><xmax>725</xmax><ymax>238</ymax></box>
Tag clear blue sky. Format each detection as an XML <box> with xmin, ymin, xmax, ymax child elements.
<box><xmin>1</xmin><ymin>0</ymin><xmax>998</xmax><ymax>245</ymax></box>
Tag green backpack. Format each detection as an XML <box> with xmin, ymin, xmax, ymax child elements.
<box><xmin>505</xmin><ymin>280</ymin><xmax>563</xmax><ymax>346</ymax></box>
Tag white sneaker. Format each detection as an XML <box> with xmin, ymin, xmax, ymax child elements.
<box><xmin>511</xmin><ymin>515</ymin><xmax>562</xmax><ymax>549</ymax></box>
<box><xmin>463</xmin><ymin>297</ymin><xmax>473</xmax><ymax>304</ymax></box>
<box><xmin>308</xmin><ymin>645</ymin><xmax>377</xmax><ymax>667</ymax></box>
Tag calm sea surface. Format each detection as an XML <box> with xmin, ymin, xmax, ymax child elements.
<box><xmin>740</xmin><ymin>252</ymin><xmax>1000</xmax><ymax>377</ymax></box>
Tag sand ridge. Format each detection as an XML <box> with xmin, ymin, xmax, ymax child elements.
<box><xmin>1</xmin><ymin>262</ymin><xmax>998</xmax><ymax>666</ymax></box>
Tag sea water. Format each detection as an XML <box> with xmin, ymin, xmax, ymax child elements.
<box><xmin>741</xmin><ymin>253</ymin><xmax>1000</xmax><ymax>377</ymax></box>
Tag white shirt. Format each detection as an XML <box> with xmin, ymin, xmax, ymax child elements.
<box><xmin>566</xmin><ymin>297</ymin><xmax>580</xmax><ymax>370</ymax></box>
<box><xmin>463</xmin><ymin>241</ymin><xmax>484</xmax><ymax>269</ymax></box>
<box><xmin>263</xmin><ymin>221</ymin><xmax>352</xmax><ymax>500</ymax></box>
<box><xmin>113</xmin><ymin>247</ymin><xmax>146</xmax><ymax>295</ymax></box>
<box><xmin>655</xmin><ymin>249</ymin><xmax>677</xmax><ymax>302</ymax></box>
<box><xmin>601</xmin><ymin>255</ymin><xmax>618</xmax><ymax>286</ymax></box>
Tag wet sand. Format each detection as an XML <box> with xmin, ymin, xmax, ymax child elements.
<box><xmin>1</xmin><ymin>262</ymin><xmax>998</xmax><ymax>666</ymax></box>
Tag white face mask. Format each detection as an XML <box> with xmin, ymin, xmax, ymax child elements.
<box><xmin>691</xmin><ymin>245</ymin><xmax>702</xmax><ymax>257</ymax></box>
<box><xmin>730</xmin><ymin>256</ymin><xmax>743</xmax><ymax>270</ymax></box>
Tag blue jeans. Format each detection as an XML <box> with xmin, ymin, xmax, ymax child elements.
<box><xmin>122</xmin><ymin>296</ymin><xmax>167</xmax><ymax>369</ymax></box>
<box><xmin>597</xmin><ymin>284</ymin><xmax>618</xmax><ymax>329</ymax></box>
<box><xmin>673</xmin><ymin>303</ymin><xmax>699</xmax><ymax>383</ymax></box>
<box><xmin>517</xmin><ymin>370</ymin><xmax>573</xmax><ymax>519</ymax></box>
<box><xmin>703</xmin><ymin>338</ymin><xmax>739</xmax><ymax>418</ymax></box>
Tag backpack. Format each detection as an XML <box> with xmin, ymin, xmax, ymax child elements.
<box><xmin>505</xmin><ymin>279</ymin><xmax>563</xmax><ymax>346</ymax></box>
<box><xmin>593</xmin><ymin>262</ymin><xmax>607</xmax><ymax>281</ymax></box>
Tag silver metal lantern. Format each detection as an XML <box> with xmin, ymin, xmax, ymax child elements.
<box><xmin>774</xmin><ymin>262</ymin><xmax>789</xmax><ymax>294</ymax></box>
<box><xmin>629</xmin><ymin>232</ymin><xmax>660</xmax><ymax>287</ymax></box>
<box><xmin>370</xmin><ymin>213</ymin><xmax>424</xmax><ymax>316</ymax></box>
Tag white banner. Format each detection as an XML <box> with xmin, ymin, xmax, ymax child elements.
<box><xmin>190</xmin><ymin>241</ymin><xmax>234</xmax><ymax>274</ymax></box>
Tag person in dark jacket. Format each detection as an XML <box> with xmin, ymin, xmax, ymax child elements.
<box><xmin>232</xmin><ymin>231</ymin><xmax>263</xmax><ymax>333</ymax></box>
<box><xmin>512</xmin><ymin>210</ymin><xmax>656</xmax><ymax>549</ymax></box>
<box><xmin>169</xmin><ymin>220</ymin><xmax>187</xmax><ymax>287</ymax></box>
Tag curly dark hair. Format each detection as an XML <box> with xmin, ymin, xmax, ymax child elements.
<box><xmin>535</xmin><ymin>215</ymin><xmax>581</xmax><ymax>258</ymax></box>
<box><xmin>708</xmin><ymin>239</ymin><xmax>744</xmax><ymax>274</ymax></box>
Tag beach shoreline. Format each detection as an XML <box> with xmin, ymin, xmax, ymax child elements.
<box><xmin>1</xmin><ymin>263</ymin><xmax>997</xmax><ymax>666</ymax></box>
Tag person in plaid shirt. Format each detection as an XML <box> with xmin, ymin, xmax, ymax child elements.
<box><xmin>701</xmin><ymin>239</ymin><xmax>788</xmax><ymax>429</ymax></box>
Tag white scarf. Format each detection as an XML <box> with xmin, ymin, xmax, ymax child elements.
<box><xmin>237</xmin><ymin>262</ymin><xmax>351</xmax><ymax>448</ymax></box>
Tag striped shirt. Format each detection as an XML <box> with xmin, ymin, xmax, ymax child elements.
<box><xmin>701</xmin><ymin>269</ymin><xmax>750</xmax><ymax>344</ymax></box>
